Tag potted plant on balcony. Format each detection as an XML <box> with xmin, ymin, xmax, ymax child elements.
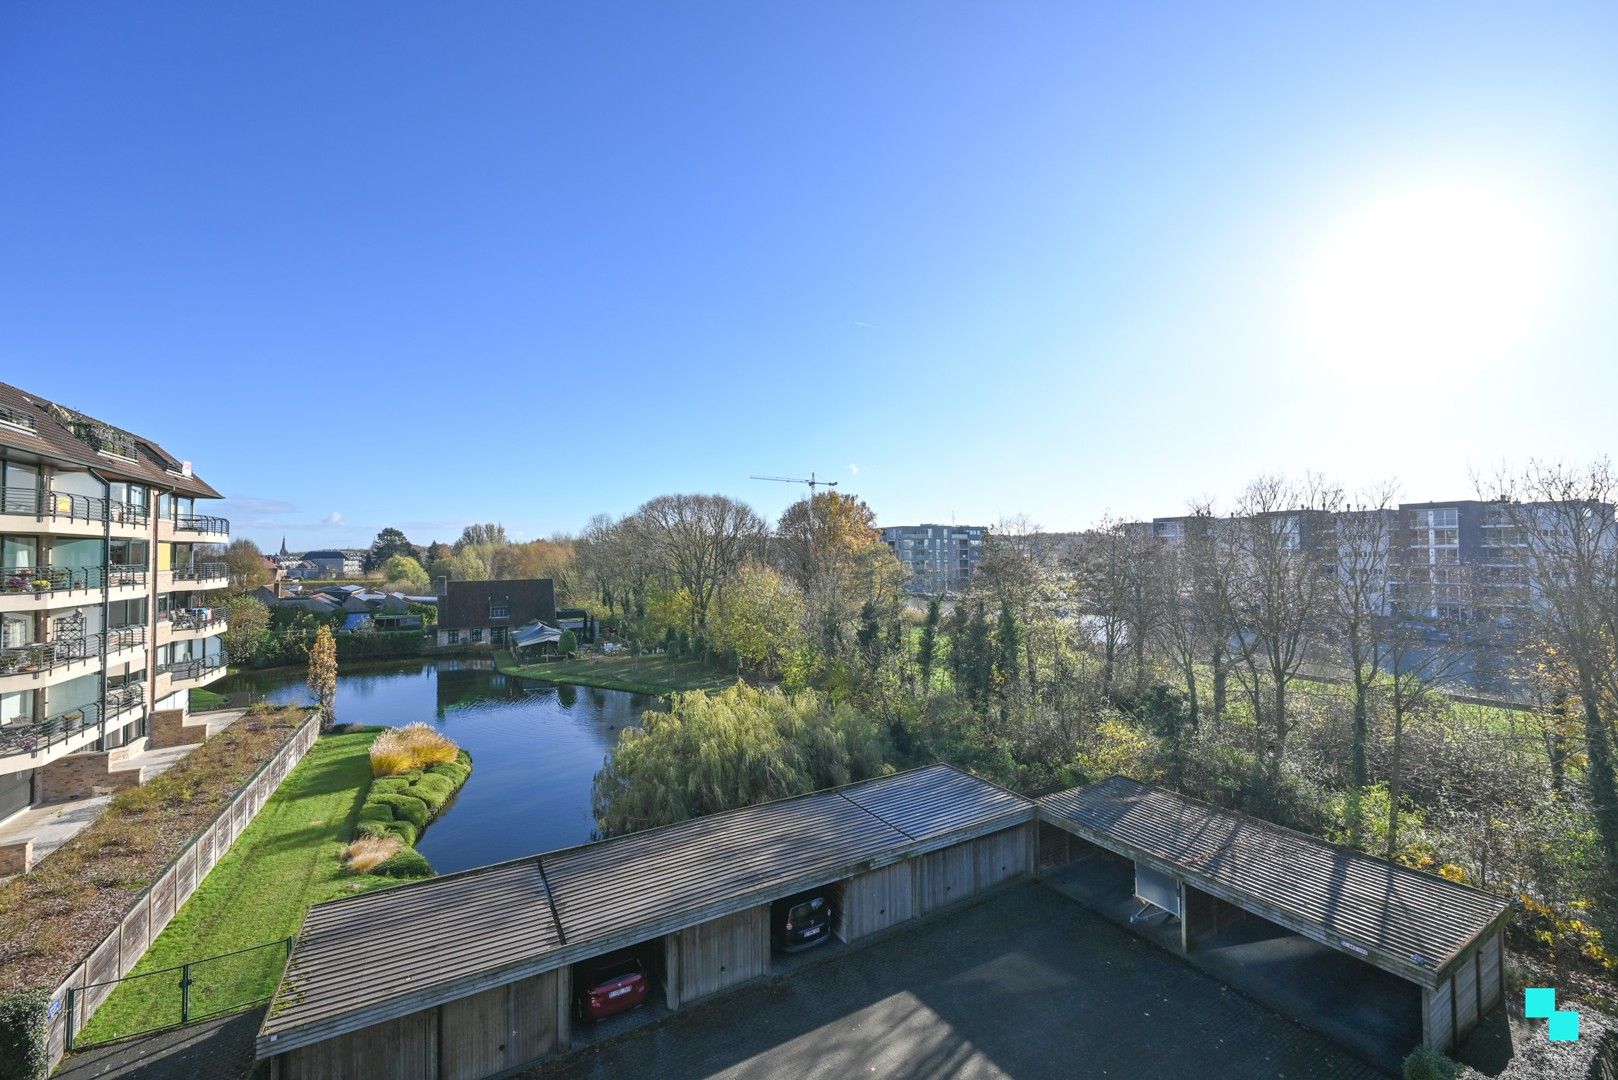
<box><xmin>0</xmin><ymin>652</ymin><xmax>17</xmax><ymax>675</ymax></box>
<box><xmin>4</xmin><ymin>575</ymin><xmax>27</xmax><ymax>593</ymax></box>
<box><xmin>19</xmin><ymin>645</ymin><xmax>45</xmax><ymax>672</ymax></box>
<box><xmin>31</xmin><ymin>577</ymin><xmax>52</xmax><ymax>593</ymax></box>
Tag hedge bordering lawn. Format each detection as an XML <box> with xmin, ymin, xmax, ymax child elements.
<box><xmin>355</xmin><ymin>751</ymin><xmax>471</xmax><ymax>852</ymax></box>
<box><xmin>0</xmin><ymin>705</ymin><xmax>311</xmax><ymax>1000</ymax></box>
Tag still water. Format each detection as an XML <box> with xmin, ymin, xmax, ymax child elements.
<box><xmin>212</xmin><ymin>659</ymin><xmax>657</xmax><ymax>873</ymax></box>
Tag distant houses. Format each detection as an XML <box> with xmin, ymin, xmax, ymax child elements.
<box><xmin>254</xmin><ymin>581</ymin><xmax>437</xmax><ymax>631</ymax></box>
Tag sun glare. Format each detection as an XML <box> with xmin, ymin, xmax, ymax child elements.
<box><xmin>1298</xmin><ymin>184</ymin><xmax>1556</xmax><ymax>381</ymax></box>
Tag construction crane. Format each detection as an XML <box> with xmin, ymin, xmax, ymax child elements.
<box><xmin>749</xmin><ymin>472</ymin><xmax>839</xmax><ymax>495</ymax></box>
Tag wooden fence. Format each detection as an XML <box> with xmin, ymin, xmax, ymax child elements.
<box><xmin>41</xmin><ymin>712</ymin><xmax>320</xmax><ymax>1069</ymax></box>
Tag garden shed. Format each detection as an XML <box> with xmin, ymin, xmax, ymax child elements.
<box><xmin>1038</xmin><ymin>776</ymin><xmax>1511</xmax><ymax>1056</ymax></box>
<box><xmin>258</xmin><ymin>764</ymin><xmax>1035</xmax><ymax>1080</ymax></box>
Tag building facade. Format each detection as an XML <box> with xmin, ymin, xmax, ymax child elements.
<box><xmin>433</xmin><ymin>578</ymin><xmax>557</xmax><ymax>649</ymax></box>
<box><xmin>881</xmin><ymin>524</ymin><xmax>986</xmax><ymax>595</ymax></box>
<box><xmin>0</xmin><ymin>382</ymin><xmax>230</xmax><ymax>823</ymax></box>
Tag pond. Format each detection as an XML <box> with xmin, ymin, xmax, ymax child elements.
<box><xmin>212</xmin><ymin>659</ymin><xmax>658</xmax><ymax>874</ymax></box>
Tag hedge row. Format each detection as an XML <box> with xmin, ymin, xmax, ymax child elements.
<box><xmin>354</xmin><ymin>751</ymin><xmax>471</xmax><ymax>849</ymax></box>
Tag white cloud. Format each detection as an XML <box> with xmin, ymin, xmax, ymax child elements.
<box><xmin>847</xmin><ymin>464</ymin><xmax>860</xmax><ymax>475</ymax></box>
<box><xmin>324</xmin><ymin>511</ymin><xmax>344</xmax><ymax>526</ymax></box>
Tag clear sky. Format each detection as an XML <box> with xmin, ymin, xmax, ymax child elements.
<box><xmin>4</xmin><ymin>3</ymin><xmax>1615</xmax><ymax>551</ymax></box>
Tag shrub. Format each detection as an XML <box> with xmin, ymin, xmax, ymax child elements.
<box><xmin>1402</xmin><ymin>1046</ymin><xmax>1459</xmax><ymax>1080</ymax></box>
<box><xmin>372</xmin><ymin>847</ymin><xmax>433</xmax><ymax>879</ymax></box>
<box><xmin>376</xmin><ymin>818</ymin><xmax>418</xmax><ymax>846</ymax></box>
<box><xmin>343</xmin><ymin>835</ymin><xmax>403</xmax><ymax>873</ymax></box>
<box><xmin>0</xmin><ymin>988</ymin><xmax>48</xmax><ymax>1080</ymax></box>
<box><xmin>357</xmin><ymin>804</ymin><xmax>393</xmax><ymax>825</ymax></box>
<box><xmin>370</xmin><ymin>724</ymin><xmax>460</xmax><ymax>777</ymax></box>
<box><xmin>368</xmin><ymin>793</ymin><xmax>431</xmax><ymax>831</ymax></box>
<box><xmin>369</xmin><ymin>776</ymin><xmax>411</xmax><ymax>795</ymax></box>
<box><xmin>410</xmin><ymin>773</ymin><xmax>456</xmax><ymax>805</ymax></box>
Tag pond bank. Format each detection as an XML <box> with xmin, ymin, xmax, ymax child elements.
<box><xmin>494</xmin><ymin>649</ymin><xmax>740</xmax><ymax>695</ymax></box>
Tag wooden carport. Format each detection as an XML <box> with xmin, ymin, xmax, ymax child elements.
<box><xmin>1038</xmin><ymin>776</ymin><xmax>1510</xmax><ymax>1054</ymax></box>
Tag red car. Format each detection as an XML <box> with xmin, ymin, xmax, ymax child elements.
<box><xmin>574</xmin><ymin>950</ymin><xmax>648</xmax><ymax>1021</ymax></box>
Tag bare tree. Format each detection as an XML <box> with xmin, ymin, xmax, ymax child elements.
<box><xmin>1327</xmin><ymin>484</ymin><xmax>1399</xmax><ymax>842</ymax></box>
<box><xmin>1484</xmin><ymin>462</ymin><xmax>1618</xmax><ymax>881</ymax></box>
<box><xmin>1225</xmin><ymin>475</ymin><xmax>1343</xmax><ymax>798</ymax></box>
<box><xmin>637</xmin><ymin>494</ymin><xmax>767</xmax><ymax>633</ymax></box>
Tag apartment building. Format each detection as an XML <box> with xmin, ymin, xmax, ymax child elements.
<box><xmin>881</xmin><ymin>524</ymin><xmax>986</xmax><ymax>595</ymax></box>
<box><xmin>0</xmin><ymin>382</ymin><xmax>230</xmax><ymax>823</ymax></box>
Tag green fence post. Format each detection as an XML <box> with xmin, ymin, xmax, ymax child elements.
<box><xmin>66</xmin><ymin>985</ymin><xmax>76</xmax><ymax>1052</ymax></box>
<box><xmin>180</xmin><ymin>963</ymin><xmax>192</xmax><ymax>1025</ymax></box>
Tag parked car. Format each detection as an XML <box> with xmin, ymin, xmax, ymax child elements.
<box><xmin>771</xmin><ymin>888</ymin><xmax>835</xmax><ymax>952</ymax></box>
<box><xmin>574</xmin><ymin>950</ymin><xmax>648</xmax><ymax>1021</ymax></box>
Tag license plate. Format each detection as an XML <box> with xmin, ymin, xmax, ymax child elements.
<box><xmin>803</xmin><ymin>925</ymin><xmax>823</xmax><ymax>936</ymax></box>
<box><xmin>607</xmin><ymin>986</ymin><xmax>632</xmax><ymax>998</ymax></box>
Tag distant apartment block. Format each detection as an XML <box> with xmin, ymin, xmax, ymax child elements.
<box><xmin>0</xmin><ymin>381</ymin><xmax>230</xmax><ymax>822</ymax></box>
<box><xmin>881</xmin><ymin>524</ymin><xmax>986</xmax><ymax>595</ymax></box>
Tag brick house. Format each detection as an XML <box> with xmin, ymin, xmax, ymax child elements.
<box><xmin>433</xmin><ymin>578</ymin><xmax>556</xmax><ymax>649</ymax></box>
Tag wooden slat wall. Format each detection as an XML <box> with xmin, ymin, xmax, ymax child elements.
<box><xmin>1038</xmin><ymin>822</ymin><xmax>1073</xmax><ymax>871</ymax></box>
<box><xmin>973</xmin><ymin>824</ymin><xmax>1031</xmax><ymax>889</ymax></box>
<box><xmin>837</xmin><ymin>862</ymin><xmax>915</xmax><ymax>943</ymax></box>
<box><xmin>276</xmin><ymin>1010</ymin><xmax>438</xmax><ymax>1080</ymax></box>
<box><xmin>438</xmin><ymin>970</ymin><xmax>564</xmax><ymax>1080</ymax></box>
<box><xmin>675</xmin><ymin>904</ymin><xmax>770</xmax><ymax>1005</ymax></box>
<box><xmin>1479</xmin><ymin>932</ymin><xmax>1502</xmax><ymax>1013</ymax></box>
<box><xmin>1454</xmin><ymin>951</ymin><xmax>1479</xmax><ymax>1036</ymax></box>
<box><xmin>917</xmin><ymin>841</ymin><xmax>976</xmax><ymax>914</ymax></box>
<box><xmin>1425</xmin><ymin>977</ymin><xmax>1454</xmax><ymax>1052</ymax></box>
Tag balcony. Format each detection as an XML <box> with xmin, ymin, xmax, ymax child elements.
<box><xmin>0</xmin><ymin>627</ymin><xmax>148</xmax><ymax>692</ymax></box>
<box><xmin>166</xmin><ymin>513</ymin><xmax>230</xmax><ymax>540</ymax></box>
<box><xmin>167</xmin><ymin>562</ymin><xmax>229</xmax><ymax>590</ymax></box>
<box><xmin>157</xmin><ymin>609</ymin><xmax>226</xmax><ymax>643</ymax></box>
<box><xmin>155</xmin><ymin>656</ymin><xmax>225</xmax><ymax>697</ymax></box>
<box><xmin>0</xmin><ymin>686</ymin><xmax>144</xmax><ymax>763</ymax></box>
<box><xmin>0</xmin><ymin>564</ymin><xmax>150</xmax><ymax>612</ymax></box>
<box><xmin>0</xmin><ymin>487</ymin><xmax>150</xmax><ymax>536</ymax></box>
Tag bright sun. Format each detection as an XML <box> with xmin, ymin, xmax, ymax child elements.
<box><xmin>1299</xmin><ymin>184</ymin><xmax>1556</xmax><ymax>380</ymax></box>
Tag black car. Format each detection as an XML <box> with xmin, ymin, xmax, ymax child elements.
<box><xmin>771</xmin><ymin>888</ymin><xmax>835</xmax><ymax>952</ymax></box>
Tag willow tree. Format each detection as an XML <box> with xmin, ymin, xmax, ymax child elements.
<box><xmin>307</xmin><ymin>624</ymin><xmax>338</xmax><ymax>732</ymax></box>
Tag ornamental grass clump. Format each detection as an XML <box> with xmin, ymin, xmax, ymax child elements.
<box><xmin>370</xmin><ymin>723</ymin><xmax>459</xmax><ymax>777</ymax></box>
<box><xmin>342</xmin><ymin>835</ymin><xmax>402</xmax><ymax>873</ymax></box>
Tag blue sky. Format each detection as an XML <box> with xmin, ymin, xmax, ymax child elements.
<box><xmin>4</xmin><ymin>3</ymin><xmax>1616</xmax><ymax>551</ymax></box>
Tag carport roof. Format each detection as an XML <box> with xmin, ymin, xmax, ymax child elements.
<box><xmin>1039</xmin><ymin>776</ymin><xmax>1510</xmax><ymax>988</ymax></box>
<box><xmin>260</xmin><ymin>763</ymin><xmax>1034</xmax><ymax>1054</ymax></box>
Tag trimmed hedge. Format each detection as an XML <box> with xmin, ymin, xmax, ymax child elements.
<box><xmin>0</xmin><ymin>988</ymin><xmax>48</xmax><ymax>1080</ymax></box>
<box><xmin>347</xmin><ymin>750</ymin><xmax>471</xmax><ymax>879</ymax></box>
<box><xmin>1402</xmin><ymin>1047</ymin><xmax>1460</xmax><ymax>1080</ymax></box>
<box><xmin>373</xmin><ymin>847</ymin><xmax>433</xmax><ymax>879</ymax></box>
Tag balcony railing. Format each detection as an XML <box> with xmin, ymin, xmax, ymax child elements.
<box><xmin>0</xmin><ymin>626</ymin><xmax>148</xmax><ymax>678</ymax></box>
<box><xmin>0</xmin><ymin>487</ymin><xmax>150</xmax><ymax>527</ymax></box>
<box><xmin>171</xmin><ymin>562</ymin><xmax>228</xmax><ymax>584</ymax></box>
<box><xmin>0</xmin><ymin>686</ymin><xmax>144</xmax><ymax>757</ymax></box>
<box><xmin>158</xmin><ymin>656</ymin><xmax>224</xmax><ymax>682</ymax></box>
<box><xmin>0</xmin><ymin>404</ymin><xmax>36</xmax><ymax>432</ymax></box>
<box><xmin>171</xmin><ymin>513</ymin><xmax>230</xmax><ymax>536</ymax></box>
<box><xmin>1</xmin><ymin>564</ymin><xmax>149</xmax><ymax>596</ymax></box>
<box><xmin>166</xmin><ymin>609</ymin><xmax>226</xmax><ymax>633</ymax></box>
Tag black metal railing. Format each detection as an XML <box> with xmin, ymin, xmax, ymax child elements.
<box><xmin>171</xmin><ymin>513</ymin><xmax>230</xmax><ymax>536</ymax></box>
<box><xmin>158</xmin><ymin>656</ymin><xmax>223</xmax><ymax>682</ymax></box>
<box><xmin>107</xmin><ymin>563</ymin><xmax>148</xmax><ymax>588</ymax></box>
<box><xmin>0</xmin><ymin>639</ymin><xmax>84</xmax><ymax>678</ymax></box>
<box><xmin>0</xmin><ymin>487</ymin><xmax>149</xmax><ymax>527</ymax></box>
<box><xmin>171</xmin><ymin>562</ymin><xmax>228</xmax><ymax>584</ymax></box>
<box><xmin>0</xmin><ymin>404</ymin><xmax>36</xmax><ymax>432</ymax></box>
<box><xmin>104</xmin><ymin>684</ymin><xmax>145</xmax><ymax>719</ymax></box>
<box><xmin>0</xmin><ymin>703</ymin><xmax>99</xmax><ymax>756</ymax></box>
<box><xmin>167</xmin><ymin>610</ymin><xmax>226</xmax><ymax>633</ymax></box>
<box><xmin>101</xmin><ymin>625</ymin><xmax>147</xmax><ymax>653</ymax></box>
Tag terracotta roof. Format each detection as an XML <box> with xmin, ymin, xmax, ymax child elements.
<box><xmin>0</xmin><ymin>380</ymin><xmax>222</xmax><ymax>498</ymax></box>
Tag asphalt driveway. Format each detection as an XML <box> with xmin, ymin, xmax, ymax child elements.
<box><xmin>534</xmin><ymin>880</ymin><xmax>1386</xmax><ymax>1080</ymax></box>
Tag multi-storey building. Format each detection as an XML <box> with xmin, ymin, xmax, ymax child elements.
<box><xmin>881</xmin><ymin>524</ymin><xmax>986</xmax><ymax>595</ymax></box>
<box><xmin>0</xmin><ymin>382</ymin><xmax>230</xmax><ymax>823</ymax></box>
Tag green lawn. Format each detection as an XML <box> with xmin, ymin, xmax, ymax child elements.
<box><xmin>188</xmin><ymin>686</ymin><xmax>226</xmax><ymax>711</ymax></box>
<box><xmin>77</xmin><ymin>728</ymin><xmax>417</xmax><ymax>1043</ymax></box>
<box><xmin>496</xmin><ymin>650</ymin><xmax>740</xmax><ymax>695</ymax></box>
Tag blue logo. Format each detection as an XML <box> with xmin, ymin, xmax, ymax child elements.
<box><xmin>1525</xmin><ymin>987</ymin><xmax>1580</xmax><ymax>1042</ymax></box>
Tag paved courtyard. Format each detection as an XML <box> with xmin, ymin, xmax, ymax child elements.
<box><xmin>536</xmin><ymin>880</ymin><xmax>1387</xmax><ymax>1080</ymax></box>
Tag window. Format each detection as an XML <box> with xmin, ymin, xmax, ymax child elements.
<box><xmin>446</xmin><ymin>629</ymin><xmax>460</xmax><ymax>645</ymax></box>
<box><xmin>491</xmin><ymin>627</ymin><xmax>505</xmax><ymax>645</ymax></box>
<box><xmin>471</xmin><ymin>628</ymin><xmax>483</xmax><ymax>644</ymax></box>
<box><xmin>489</xmin><ymin>601</ymin><xmax>509</xmax><ymax>619</ymax></box>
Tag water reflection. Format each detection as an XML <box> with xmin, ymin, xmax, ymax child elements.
<box><xmin>213</xmin><ymin>660</ymin><xmax>658</xmax><ymax>873</ymax></box>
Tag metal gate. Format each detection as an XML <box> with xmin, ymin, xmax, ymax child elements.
<box><xmin>67</xmin><ymin>937</ymin><xmax>293</xmax><ymax>1050</ymax></box>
